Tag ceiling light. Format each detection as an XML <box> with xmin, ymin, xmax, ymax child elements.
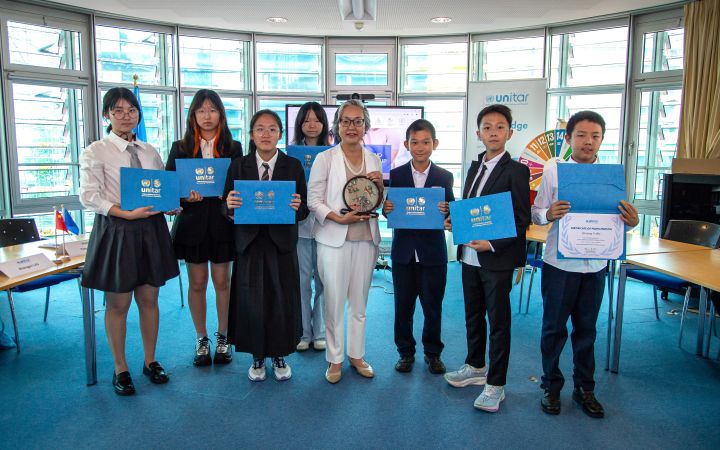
<box><xmin>430</xmin><ymin>17</ymin><xmax>452</xmax><ymax>24</ymax></box>
<box><xmin>266</xmin><ymin>17</ymin><xmax>288</xmax><ymax>23</ymax></box>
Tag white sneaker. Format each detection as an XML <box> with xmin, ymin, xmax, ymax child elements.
<box><xmin>444</xmin><ymin>364</ymin><xmax>487</xmax><ymax>387</ymax></box>
<box><xmin>474</xmin><ymin>384</ymin><xmax>505</xmax><ymax>412</ymax></box>
<box><xmin>296</xmin><ymin>340</ymin><xmax>310</xmax><ymax>351</ymax></box>
<box><xmin>248</xmin><ymin>359</ymin><xmax>266</xmax><ymax>382</ymax></box>
<box><xmin>312</xmin><ymin>339</ymin><xmax>326</xmax><ymax>350</ymax></box>
<box><xmin>272</xmin><ymin>357</ymin><xmax>292</xmax><ymax>381</ymax></box>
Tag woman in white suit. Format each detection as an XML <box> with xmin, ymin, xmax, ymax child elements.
<box><xmin>307</xmin><ymin>100</ymin><xmax>383</xmax><ymax>384</ymax></box>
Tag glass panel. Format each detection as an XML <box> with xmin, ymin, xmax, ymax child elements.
<box><xmin>632</xmin><ymin>213</ymin><xmax>661</xmax><ymax>237</ymax></box>
<box><xmin>547</xmin><ymin>92</ymin><xmax>623</xmax><ymax>163</ymax></box>
<box><xmin>257</xmin><ymin>43</ymin><xmax>323</xmax><ymax>92</ymax></box>
<box><xmin>95</xmin><ymin>25</ymin><xmax>175</xmax><ymax>86</ymax></box>
<box><xmin>13</xmin><ymin>84</ymin><xmax>84</xmax><ymax>199</ymax></box>
<box><xmin>335</xmin><ymin>53</ymin><xmax>388</xmax><ymax>85</ymax></box>
<box><xmin>16</xmin><ymin>210</ymin><xmax>84</xmax><ymax>237</ymax></box>
<box><xmin>179</xmin><ymin>36</ymin><xmax>247</xmax><ymax>90</ymax></box>
<box><xmin>401</xmin><ymin>43</ymin><xmax>467</xmax><ymax>93</ymax></box>
<box><xmin>642</xmin><ymin>28</ymin><xmax>684</xmax><ymax>73</ymax></box>
<box><xmin>476</xmin><ymin>37</ymin><xmax>544</xmax><ymax>81</ymax></box>
<box><xmin>400</xmin><ymin>98</ymin><xmax>464</xmax><ymax>166</ymax></box>
<box><xmin>7</xmin><ymin>21</ymin><xmax>82</xmax><ymax>70</ymax></box>
<box><xmin>182</xmin><ymin>94</ymin><xmax>249</xmax><ymax>143</ymax></box>
<box><xmin>551</xmin><ymin>27</ymin><xmax>628</xmax><ymax>88</ymax></box>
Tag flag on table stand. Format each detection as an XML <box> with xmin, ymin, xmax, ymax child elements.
<box><xmin>54</xmin><ymin>207</ymin><xmax>68</xmax><ymax>258</ymax></box>
<box><xmin>132</xmin><ymin>74</ymin><xmax>147</xmax><ymax>142</ymax></box>
<box><xmin>62</xmin><ymin>207</ymin><xmax>79</xmax><ymax>235</ymax></box>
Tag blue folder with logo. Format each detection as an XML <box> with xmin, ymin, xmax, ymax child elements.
<box><xmin>233</xmin><ymin>180</ymin><xmax>296</xmax><ymax>225</ymax></box>
<box><xmin>386</xmin><ymin>187</ymin><xmax>445</xmax><ymax>230</ymax></box>
<box><xmin>366</xmin><ymin>144</ymin><xmax>392</xmax><ymax>174</ymax></box>
<box><xmin>120</xmin><ymin>167</ymin><xmax>179</xmax><ymax>212</ymax></box>
<box><xmin>286</xmin><ymin>145</ymin><xmax>332</xmax><ymax>181</ymax></box>
<box><xmin>176</xmin><ymin>158</ymin><xmax>231</xmax><ymax>197</ymax></box>
<box><xmin>449</xmin><ymin>191</ymin><xmax>516</xmax><ymax>245</ymax></box>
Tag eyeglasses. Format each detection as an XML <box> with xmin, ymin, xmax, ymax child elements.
<box><xmin>252</xmin><ymin>127</ymin><xmax>280</xmax><ymax>135</ymax></box>
<box><xmin>195</xmin><ymin>108</ymin><xmax>219</xmax><ymax>116</ymax></box>
<box><xmin>339</xmin><ymin>118</ymin><xmax>365</xmax><ymax>128</ymax></box>
<box><xmin>110</xmin><ymin>108</ymin><xmax>139</xmax><ymax>119</ymax></box>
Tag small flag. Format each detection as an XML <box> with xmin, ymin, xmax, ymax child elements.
<box><xmin>62</xmin><ymin>208</ymin><xmax>80</xmax><ymax>235</ymax></box>
<box><xmin>133</xmin><ymin>84</ymin><xmax>147</xmax><ymax>142</ymax></box>
<box><xmin>55</xmin><ymin>209</ymin><xmax>68</xmax><ymax>233</ymax></box>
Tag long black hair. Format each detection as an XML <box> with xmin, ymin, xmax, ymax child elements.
<box><xmin>248</xmin><ymin>109</ymin><xmax>284</xmax><ymax>154</ymax></box>
<box><xmin>292</xmin><ymin>101</ymin><xmax>330</xmax><ymax>146</ymax></box>
<box><xmin>102</xmin><ymin>87</ymin><xmax>142</xmax><ymax>134</ymax></box>
<box><xmin>181</xmin><ymin>89</ymin><xmax>234</xmax><ymax>157</ymax></box>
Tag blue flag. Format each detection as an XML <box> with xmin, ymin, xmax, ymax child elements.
<box><xmin>132</xmin><ymin>85</ymin><xmax>147</xmax><ymax>142</ymax></box>
<box><xmin>62</xmin><ymin>208</ymin><xmax>80</xmax><ymax>234</ymax></box>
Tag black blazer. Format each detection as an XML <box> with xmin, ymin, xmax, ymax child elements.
<box><xmin>388</xmin><ymin>161</ymin><xmax>455</xmax><ymax>266</ymax></box>
<box><xmin>223</xmin><ymin>151</ymin><xmax>309</xmax><ymax>255</ymax></box>
<box><xmin>165</xmin><ymin>140</ymin><xmax>243</xmax><ymax>246</ymax></box>
<box><xmin>457</xmin><ymin>151</ymin><xmax>530</xmax><ymax>271</ymax></box>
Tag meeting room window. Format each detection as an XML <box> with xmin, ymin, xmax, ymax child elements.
<box><xmin>328</xmin><ymin>39</ymin><xmax>396</xmax><ymax>100</ymax></box>
<box><xmin>471</xmin><ymin>32</ymin><xmax>545</xmax><ymax>81</ymax></box>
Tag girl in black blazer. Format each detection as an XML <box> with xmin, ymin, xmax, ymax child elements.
<box><xmin>165</xmin><ymin>89</ymin><xmax>242</xmax><ymax>367</ymax></box>
<box><xmin>224</xmin><ymin>109</ymin><xmax>308</xmax><ymax>382</ymax></box>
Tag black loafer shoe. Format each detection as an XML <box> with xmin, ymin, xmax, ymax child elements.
<box><xmin>112</xmin><ymin>371</ymin><xmax>135</xmax><ymax>396</ymax></box>
<box><xmin>142</xmin><ymin>361</ymin><xmax>169</xmax><ymax>384</ymax></box>
<box><xmin>541</xmin><ymin>389</ymin><xmax>561</xmax><ymax>415</ymax></box>
<box><xmin>573</xmin><ymin>387</ymin><xmax>604</xmax><ymax>418</ymax></box>
<box><xmin>394</xmin><ymin>355</ymin><xmax>415</xmax><ymax>373</ymax></box>
<box><xmin>424</xmin><ymin>355</ymin><xmax>446</xmax><ymax>374</ymax></box>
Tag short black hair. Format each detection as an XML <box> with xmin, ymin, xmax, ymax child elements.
<box><xmin>476</xmin><ymin>104</ymin><xmax>512</xmax><ymax>128</ymax></box>
<box><xmin>405</xmin><ymin>119</ymin><xmax>437</xmax><ymax>141</ymax></box>
<box><xmin>566</xmin><ymin>110</ymin><xmax>606</xmax><ymax>137</ymax></box>
<box><xmin>248</xmin><ymin>109</ymin><xmax>283</xmax><ymax>153</ymax></box>
<box><xmin>102</xmin><ymin>87</ymin><xmax>142</xmax><ymax>134</ymax></box>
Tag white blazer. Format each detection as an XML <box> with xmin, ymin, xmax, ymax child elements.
<box><xmin>308</xmin><ymin>144</ymin><xmax>382</xmax><ymax>248</ymax></box>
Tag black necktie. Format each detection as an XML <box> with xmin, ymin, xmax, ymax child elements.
<box><xmin>261</xmin><ymin>162</ymin><xmax>270</xmax><ymax>181</ymax></box>
<box><xmin>467</xmin><ymin>164</ymin><xmax>487</xmax><ymax>199</ymax></box>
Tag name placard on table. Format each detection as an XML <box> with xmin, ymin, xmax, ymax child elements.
<box><xmin>62</xmin><ymin>239</ymin><xmax>90</xmax><ymax>257</ymax></box>
<box><xmin>449</xmin><ymin>191</ymin><xmax>517</xmax><ymax>245</ymax></box>
<box><xmin>176</xmin><ymin>158</ymin><xmax>231</xmax><ymax>197</ymax></box>
<box><xmin>120</xmin><ymin>168</ymin><xmax>180</xmax><ymax>212</ymax></box>
<box><xmin>386</xmin><ymin>187</ymin><xmax>445</xmax><ymax>230</ymax></box>
<box><xmin>286</xmin><ymin>146</ymin><xmax>332</xmax><ymax>181</ymax></box>
<box><xmin>233</xmin><ymin>180</ymin><xmax>296</xmax><ymax>225</ymax></box>
<box><xmin>0</xmin><ymin>254</ymin><xmax>55</xmax><ymax>278</ymax></box>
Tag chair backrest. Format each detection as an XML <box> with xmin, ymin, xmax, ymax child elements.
<box><xmin>0</xmin><ymin>219</ymin><xmax>41</xmax><ymax>247</ymax></box>
<box><xmin>663</xmin><ymin>220</ymin><xmax>720</xmax><ymax>249</ymax></box>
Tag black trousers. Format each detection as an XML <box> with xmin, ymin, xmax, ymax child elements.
<box><xmin>393</xmin><ymin>260</ymin><xmax>446</xmax><ymax>357</ymax></box>
<box><xmin>461</xmin><ymin>263</ymin><xmax>513</xmax><ymax>386</ymax></box>
<box><xmin>540</xmin><ymin>263</ymin><xmax>605</xmax><ymax>393</ymax></box>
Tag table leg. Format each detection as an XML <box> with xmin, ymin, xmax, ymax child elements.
<box><xmin>704</xmin><ymin>295</ymin><xmax>714</xmax><ymax>358</ymax></box>
<box><xmin>696</xmin><ymin>287</ymin><xmax>708</xmax><ymax>357</ymax></box>
<box><xmin>610</xmin><ymin>263</ymin><xmax>628</xmax><ymax>373</ymax></box>
<box><xmin>6</xmin><ymin>291</ymin><xmax>20</xmax><ymax>353</ymax></box>
<box><xmin>81</xmin><ymin>285</ymin><xmax>97</xmax><ymax>385</ymax></box>
<box><xmin>605</xmin><ymin>260</ymin><xmax>615</xmax><ymax>371</ymax></box>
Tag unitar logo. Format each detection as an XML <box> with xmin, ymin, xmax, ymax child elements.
<box><xmin>195</xmin><ymin>167</ymin><xmax>205</xmax><ymax>175</ymax></box>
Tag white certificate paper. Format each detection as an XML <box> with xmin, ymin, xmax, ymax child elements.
<box><xmin>557</xmin><ymin>213</ymin><xmax>625</xmax><ymax>260</ymax></box>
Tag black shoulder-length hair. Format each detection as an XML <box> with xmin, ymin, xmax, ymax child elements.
<box><xmin>292</xmin><ymin>101</ymin><xmax>330</xmax><ymax>146</ymax></box>
<box><xmin>248</xmin><ymin>109</ymin><xmax>284</xmax><ymax>154</ymax></box>
<box><xmin>180</xmin><ymin>89</ymin><xmax>234</xmax><ymax>157</ymax></box>
<box><xmin>102</xmin><ymin>87</ymin><xmax>143</xmax><ymax>134</ymax></box>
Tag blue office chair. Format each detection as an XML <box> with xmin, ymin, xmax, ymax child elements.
<box><xmin>624</xmin><ymin>220</ymin><xmax>720</xmax><ymax>347</ymax></box>
<box><xmin>0</xmin><ymin>218</ymin><xmax>81</xmax><ymax>353</ymax></box>
<box><xmin>518</xmin><ymin>241</ymin><xmax>544</xmax><ymax>314</ymax></box>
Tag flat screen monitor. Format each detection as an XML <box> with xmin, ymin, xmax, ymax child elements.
<box><xmin>286</xmin><ymin>104</ymin><xmax>424</xmax><ymax>178</ymax></box>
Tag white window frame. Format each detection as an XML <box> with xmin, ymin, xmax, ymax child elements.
<box><xmin>327</xmin><ymin>37</ymin><xmax>396</xmax><ymax>101</ymax></box>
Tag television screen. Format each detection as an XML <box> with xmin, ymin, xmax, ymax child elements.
<box><xmin>286</xmin><ymin>104</ymin><xmax>424</xmax><ymax>178</ymax></box>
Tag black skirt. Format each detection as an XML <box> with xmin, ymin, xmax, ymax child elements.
<box><xmin>174</xmin><ymin>238</ymin><xmax>234</xmax><ymax>264</ymax></box>
<box><xmin>82</xmin><ymin>214</ymin><xmax>180</xmax><ymax>293</ymax></box>
<box><xmin>227</xmin><ymin>228</ymin><xmax>302</xmax><ymax>358</ymax></box>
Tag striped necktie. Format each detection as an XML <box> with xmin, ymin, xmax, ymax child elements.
<box><xmin>261</xmin><ymin>162</ymin><xmax>270</xmax><ymax>181</ymax></box>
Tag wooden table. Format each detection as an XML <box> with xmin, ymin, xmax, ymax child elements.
<box><xmin>0</xmin><ymin>237</ymin><xmax>97</xmax><ymax>385</ymax></box>
<box><xmin>610</xmin><ymin>248</ymin><xmax>720</xmax><ymax>372</ymax></box>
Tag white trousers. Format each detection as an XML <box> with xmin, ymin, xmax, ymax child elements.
<box><xmin>317</xmin><ymin>240</ymin><xmax>378</xmax><ymax>364</ymax></box>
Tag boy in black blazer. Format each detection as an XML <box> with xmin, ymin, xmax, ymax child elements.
<box><xmin>444</xmin><ymin>105</ymin><xmax>530</xmax><ymax>413</ymax></box>
<box><xmin>383</xmin><ymin>119</ymin><xmax>455</xmax><ymax>374</ymax></box>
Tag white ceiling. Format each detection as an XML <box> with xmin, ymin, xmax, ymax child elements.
<box><xmin>45</xmin><ymin>0</ymin><xmax>683</xmax><ymax>36</ymax></box>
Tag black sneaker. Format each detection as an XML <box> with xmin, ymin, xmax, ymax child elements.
<box><xmin>213</xmin><ymin>332</ymin><xmax>233</xmax><ymax>364</ymax></box>
<box><xmin>424</xmin><ymin>355</ymin><xmax>446</xmax><ymax>374</ymax></box>
<box><xmin>394</xmin><ymin>355</ymin><xmax>415</xmax><ymax>373</ymax></box>
<box><xmin>193</xmin><ymin>336</ymin><xmax>212</xmax><ymax>367</ymax></box>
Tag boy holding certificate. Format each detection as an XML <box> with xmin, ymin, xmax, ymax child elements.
<box><xmin>531</xmin><ymin>111</ymin><xmax>638</xmax><ymax>418</ymax></box>
<box><xmin>382</xmin><ymin>119</ymin><xmax>455</xmax><ymax>374</ymax></box>
<box><xmin>444</xmin><ymin>105</ymin><xmax>530</xmax><ymax>413</ymax></box>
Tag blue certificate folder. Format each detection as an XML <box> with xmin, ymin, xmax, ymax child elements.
<box><xmin>449</xmin><ymin>191</ymin><xmax>517</xmax><ymax>245</ymax></box>
<box><xmin>120</xmin><ymin>167</ymin><xmax>179</xmax><ymax>212</ymax></box>
<box><xmin>233</xmin><ymin>180</ymin><xmax>296</xmax><ymax>225</ymax></box>
<box><xmin>386</xmin><ymin>188</ymin><xmax>445</xmax><ymax>230</ymax></box>
<box><xmin>176</xmin><ymin>158</ymin><xmax>231</xmax><ymax>197</ymax></box>
<box><xmin>366</xmin><ymin>144</ymin><xmax>392</xmax><ymax>174</ymax></box>
<box><xmin>286</xmin><ymin>145</ymin><xmax>332</xmax><ymax>181</ymax></box>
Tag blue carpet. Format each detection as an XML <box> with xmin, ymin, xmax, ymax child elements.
<box><xmin>1</xmin><ymin>262</ymin><xmax>719</xmax><ymax>449</ymax></box>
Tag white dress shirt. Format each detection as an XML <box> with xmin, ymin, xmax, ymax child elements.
<box><xmin>461</xmin><ymin>151</ymin><xmax>504</xmax><ymax>267</ymax></box>
<box><xmin>411</xmin><ymin>161</ymin><xmax>430</xmax><ymax>188</ymax></box>
<box><xmin>200</xmin><ymin>137</ymin><xmax>215</xmax><ymax>159</ymax></box>
<box><xmin>531</xmin><ymin>157</ymin><xmax>607</xmax><ymax>273</ymax></box>
<box><xmin>255</xmin><ymin>150</ymin><xmax>279</xmax><ymax>180</ymax></box>
<box><xmin>79</xmin><ymin>132</ymin><xmax>164</xmax><ymax>216</ymax></box>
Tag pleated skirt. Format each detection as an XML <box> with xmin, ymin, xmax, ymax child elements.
<box><xmin>227</xmin><ymin>229</ymin><xmax>301</xmax><ymax>358</ymax></box>
<box><xmin>82</xmin><ymin>214</ymin><xmax>180</xmax><ymax>293</ymax></box>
